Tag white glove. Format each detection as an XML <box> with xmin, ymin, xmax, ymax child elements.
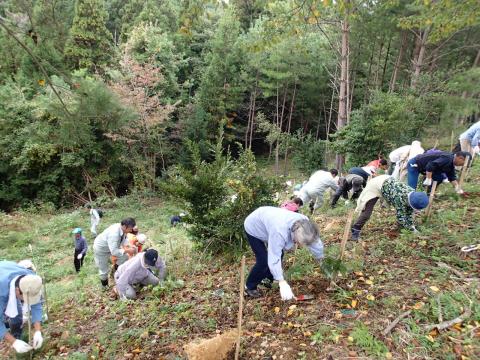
<box><xmin>33</xmin><ymin>330</ymin><xmax>43</xmax><ymax>349</ymax></box>
<box><xmin>12</xmin><ymin>339</ymin><xmax>33</xmax><ymax>353</ymax></box>
<box><xmin>77</xmin><ymin>254</ymin><xmax>83</xmax><ymax>260</ymax></box>
<box><xmin>423</xmin><ymin>178</ymin><xmax>432</xmax><ymax>186</ymax></box>
<box><xmin>474</xmin><ymin>145</ymin><xmax>479</xmax><ymax>154</ymax></box>
<box><xmin>456</xmin><ymin>187</ymin><xmax>464</xmax><ymax>194</ymax></box>
<box><xmin>279</xmin><ymin>280</ymin><xmax>295</xmax><ymax>301</ymax></box>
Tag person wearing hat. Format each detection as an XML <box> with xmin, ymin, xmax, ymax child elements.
<box><xmin>72</xmin><ymin>228</ymin><xmax>88</xmax><ymax>273</ymax></box>
<box><xmin>0</xmin><ymin>261</ymin><xmax>44</xmax><ymax>354</ymax></box>
<box><xmin>351</xmin><ymin>175</ymin><xmax>429</xmax><ymax>240</ymax></box>
<box><xmin>243</xmin><ymin>206</ymin><xmax>324</xmax><ymax>300</ymax></box>
<box><xmin>114</xmin><ymin>249</ymin><xmax>166</xmax><ymax>300</ymax></box>
<box><xmin>93</xmin><ymin>218</ymin><xmax>137</xmax><ymax>288</ymax></box>
<box><xmin>298</xmin><ymin>169</ymin><xmax>339</xmax><ymax>213</ymax></box>
<box><xmin>407</xmin><ymin>151</ymin><xmax>469</xmax><ymax>193</ymax></box>
<box><xmin>331</xmin><ymin>173</ymin><xmax>365</xmax><ymax>208</ymax></box>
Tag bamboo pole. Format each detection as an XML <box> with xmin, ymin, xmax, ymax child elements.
<box><xmin>339</xmin><ymin>210</ymin><xmax>355</xmax><ymax>260</ymax></box>
<box><xmin>425</xmin><ymin>181</ymin><xmax>438</xmax><ymax>219</ymax></box>
<box><xmin>234</xmin><ymin>256</ymin><xmax>246</xmax><ymax>360</ymax></box>
<box><xmin>458</xmin><ymin>162</ymin><xmax>468</xmax><ymax>189</ymax></box>
<box><xmin>26</xmin><ymin>292</ymin><xmax>32</xmax><ymax>359</ymax></box>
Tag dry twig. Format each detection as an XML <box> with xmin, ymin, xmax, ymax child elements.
<box><xmin>425</xmin><ymin>307</ymin><xmax>472</xmax><ymax>331</ymax></box>
<box><xmin>382</xmin><ymin>310</ymin><xmax>412</xmax><ymax>336</ymax></box>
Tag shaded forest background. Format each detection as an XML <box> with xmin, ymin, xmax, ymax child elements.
<box><xmin>1</xmin><ymin>0</ymin><xmax>479</xmax><ymax>211</ymax></box>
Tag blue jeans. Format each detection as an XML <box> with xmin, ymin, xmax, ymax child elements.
<box><xmin>4</xmin><ymin>301</ymin><xmax>23</xmax><ymax>339</ymax></box>
<box><xmin>245</xmin><ymin>233</ymin><xmax>276</xmax><ymax>290</ymax></box>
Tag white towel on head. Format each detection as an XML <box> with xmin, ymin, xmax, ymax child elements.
<box><xmin>5</xmin><ymin>276</ymin><xmax>20</xmax><ymax>318</ymax></box>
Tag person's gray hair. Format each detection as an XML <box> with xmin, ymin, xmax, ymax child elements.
<box><xmin>292</xmin><ymin>219</ymin><xmax>320</xmax><ymax>246</ymax></box>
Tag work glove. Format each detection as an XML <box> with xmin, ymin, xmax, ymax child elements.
<box><xmin>33</xmin><ymin>331</ymin><xmax>43</xmax><ymax>349</ymax></box>
<box><xmin>474</xmin><ymin>145</ymin><xmax>479</xmax><ymax>154</ymax></box>
<box><xmin>455</xmin><ymin>187</ymin><xmax>464</xmax><ymax>195</ymax></box>
<box><xmin>77</xmin><ymin>254</ymin><xmax>83</xmax><ymax>260</ymax></box>
<box><xmin>423</xmin><ymin>178</ymin><xmax>432</xmax><ymax>186</ymax></box>
<box><xmin>279</xmin><ymin>280</ymin><xmax>295</xmax><ymax>301</ymax></box>
<box><xmin>12</xmin><ymin>339</ymin><xmax>33</xmax><ymax>353</ymax></box>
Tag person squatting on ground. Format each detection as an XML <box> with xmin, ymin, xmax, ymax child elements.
<box><xmin>366</xmin><ymin>158</ymin><xmax>389</xmax><ymax>175</ymax></box>
<box><xmin>280</xmin><ymin>197</ymin><xmax>303</xmax><ymax>212</ymax></box>
<box><xmin>298</xmin><ymin>169</ymin><xmax>339</xmax><ymax>213</ymax></box>
<box><xmin>86</xmin><ymin>204</ymin><xmax>101</xmax><ymax>238</ymax></box>
<box><xmin>459</xmin><ymin>120</ymin><xmax>480</xmax><ymax>161</ymax></box>
<box><xmin>72</xmin><ymin>228</ymin><xmax>88</xmax><ymax>273</ymax></box>
<box><xmin>0</xmin><ymin>261</ymin><xmax>45</xmax><ymax>354</ymax></box>
<box><xmin>243</xmin><ymin>206</ymin><xmax>324</xmax><ymax>300</ymax></box>
<box><xmin>93</xmin><ymin>218</ymin><xmax>137</xmax><ymax>287</ymax></box>
<box><xmin>388</xmin><ymin>141</ymin><xmax>424</xmax><ymax>180</ymax></box>
<box><xmin>407</xmin><ymin>151</ymin><xmax>469</xmax><ymax>194</ymax></box>
<box><xmin>331</xmin><ymin>169</ymin><xmax>367</xmax><ymax>208</ymax></box>
<box><xmin>114</xmin><ymin>249</ymin><xmax>166</xmax><ymax>300</ymax></box>
<box><xmin>351</xmin><ymin>175</ymin><xmax>429</xmax><ymax>240</ymax></box>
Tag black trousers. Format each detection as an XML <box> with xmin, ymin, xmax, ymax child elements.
<box><xmin>352</xmin><ymin>197</ymin><xmax>379</xmax><ymax>230</ymax></box>
<box><xmin>74</xmin><ymin>249</ymin><xmax>85</xmax><ymax>272</ymax></box>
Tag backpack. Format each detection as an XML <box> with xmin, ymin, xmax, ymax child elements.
<box><xmin>96</xmin><ymin>209</ymin><xmax>104</xmax><ymax>218</ymax></box>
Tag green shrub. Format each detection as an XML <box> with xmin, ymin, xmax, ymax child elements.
<box><xmin>161</xmin><ymin>132</ymin><xmax>280</xmax><ymax>255</ymax></box>
<box><xmin>290</xmin><ymin>133</ymin><xmax>328</xmax><ymax>175</ymax></box>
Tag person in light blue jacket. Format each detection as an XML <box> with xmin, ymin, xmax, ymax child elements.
<box><xmin>0</xmin><ymin>261</ymin><xmax>44</xmax><ymax>354</ymax></box>
<box><xmin>243</xmin><ymin>206</ymin><xmax>324</xmax><ymax>301</ymax></box>
<box><xmin>459</xmin><ymin>121</ymin><xmax>480</xmax><ymax>160</ymax></box>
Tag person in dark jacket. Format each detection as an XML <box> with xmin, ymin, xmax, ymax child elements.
<box><xmin>407</xmin><ymin>151</ymin><xmax>469</xmax><ymax>193</ymax></box>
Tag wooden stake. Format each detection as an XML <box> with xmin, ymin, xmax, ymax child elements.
<box><xmin>26</xmin><ymin>292</ymin><xmax>32</xmax><ymax>359</ymax></box>
<box><xmin>425</xmin><ymin>181</ymin><xmax>438</xmax><ymax>219</ymax></box>
<box><xmin>234</xmin><ymin>256</ymin><xmax>246</xmax><ymax>360</ymax></box>
<box><xmin>329</xmin><ymin>210</ymin><xmax>354</xmax><ymax>288</ymax></box>
<box><xmin>458</xmin><ymin>162</ymin><xmax>468</xmax><ymax>189</ymax></box>
<box><xmin>339</xmin><ymin>210</ymin><xmax>355</xmax><ymax>261</ymax></box>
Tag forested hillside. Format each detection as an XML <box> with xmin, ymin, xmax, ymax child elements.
<box><xmin>1</xmin><ymin>0</ymin><xmax>479</xmax><ymax>211</ymax></box>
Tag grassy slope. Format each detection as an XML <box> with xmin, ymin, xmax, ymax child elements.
<box><xmin>1</xmin><ymin>165</ymin><xmax>479</xmax><ymax>360</ymax></box>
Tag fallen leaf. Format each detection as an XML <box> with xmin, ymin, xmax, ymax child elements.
<box><xmin>289</xmin><ymin>304</ymin><xmax>297</xmax><ymax>310</ymax></box>
<box><xmin>365</xmin><ymin>279</ymin><xmax>373</xmax><ymax>285</ymax></box>
<box><xmin>351</xmin><ymin>299</ymin><xmax>357</xmax><ymax>308</ymax></box>
<box><xmin>385</xmin><ymin>352</ymin><xmax>393</xmax><ymax>359</ymax></box>
<box><xmin>132</xmin><ymin>348</ymin><xmax>142</xmax><ymax>354</ymax></box>
<box><xmin>366</xmin><ymin>294</ymin><xmax>375</xmax><ymax>301</ymax></box>
<box><xmin>413</xmin><ymin>302</ymin><xmax>424</xmax><ymax>310</ymax></box>
<box><xmin>347</xmin><ymin>336</ymin><xmax>354</xmax><ymax>342</ymax></box>
<box><xmin>253</xmin><ymin>332</ymin><xmax>263</xmax><ymax>337</ymax></box>
<box><xmin>429</xmin><ymin>286</ymin><xmax>440</xmax><ymax>293</ymax></box>
<box><xmin>274</xmin><ymin>307</ymin><xmax>280</xmax><ymax>314</ymax></box>
<box><xmin>425</xmin><ymin>335</ymin><xmax>435</xmax><ymax>343</ymax></box>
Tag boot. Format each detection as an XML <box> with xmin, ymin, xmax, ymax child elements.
<box><xmin>351</xmin><ymin>228</ymin><xmax>361</xmax><ymax>241</ymax></box>
<box><xmin>101</xmin><ymin>279</ymin><xmax>109</xmax><ymax>288</ymax></box>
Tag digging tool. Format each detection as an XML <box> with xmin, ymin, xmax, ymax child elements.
<box><xmin>461</xmin><ymin>191</ymin><xmax>480</xmax><ymax>198</ymax></box>
<box><xmin>329</xmin><ymin>210</ymin><xmax>354</xmax><ymax>289</ymax></box>
<box><xmin>425</xmin><ymin>181</ymin><xmax>438</xmax><ymax>220</ymax></box>
<box><xmin>234</xmin><ymin>256</ymin><xmax>246</xmax><ymax>360</ymax></box>
<box><xmin>26</xmin><ymin>291</ymin><xmax>33</xmax><ymax>360</ymax></box>
<box><xmin>295</xmin><ymin>294</ymin><xmax>315</xmax><ymax>301</ymax></box>
<box><xmin>461</xmin><ymin>244</ymin><xmax>480</xmax><ymax>253</ymax></box>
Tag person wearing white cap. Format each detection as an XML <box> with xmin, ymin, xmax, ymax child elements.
<box><xmin>0</xmin><ymin>261</ymin><xmax>44</xmax><ymax>354</ymax></box>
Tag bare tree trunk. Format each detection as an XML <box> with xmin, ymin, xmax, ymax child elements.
<box><xmin>283</xmin><ymin>82</ymin><xmax>297</xmax><ymax>175</ymax></box>
<box><xmin>411</xmin><ymin>27</ymin><xmax>430</xmax><ymax>89</ymax></box>
<box><xmin>364</xmin><ymin>38</ymin><xmax>376</xmax><ymax>102</ymax></box>
<box><xmin>389</xmin><ymin>31</ymin><xmax>408</xmax><ymax>92</ymax></box>
<box><xmin>373</xmin><ymin>38</ymin><xmax>384</xmax><ymax>89</ymax></box>
<box><xmin>336</xmin><ymin>12</ymin><xmax>349</xmax><ymax>171</ymax></box>
<box><xmin>381</xmin><ymin>36</ymin><xmax>392</xmax><ymax>89</ymax></box>
<box><xmin>245</xmin><ymin>92</ymin><xmax>253</xmax><ymax>149</ymax></box>
<box><xmin>457</xmin><ymin>48</ymin><xmax>480</xmax><ymax>125</ymax></box>
<box><xmin>248</xmin><ymin>75</ymin><xmax>258</xmax><ymax>149</ymax></box>
<box><xmin>275</xmin><ymin>85</ymin><xmax>288</xmax><ymax>174</ymax></box>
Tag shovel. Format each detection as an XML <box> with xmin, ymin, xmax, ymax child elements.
<box><xmin>295</xmin><ymin>294</ymin><xmax>315</xmax><ymax>301</ymax></box>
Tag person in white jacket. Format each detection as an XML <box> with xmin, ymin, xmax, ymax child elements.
<box><xmin>388</xmin><ymin>141</ymin><xmax>424</xmax><ymax>180</ymax></box>
<box><xmin>93</xmin><ymin>218</ymin><xmax>137</xmax><ymax>287</ymax></box>
<box><xmin>298</xmin><ymin>169</ymin><xmax>339</xmax><ymax>213</ymax></box>
<box><xmin>86</xmin><ymin>205</ymin><xmax>101</xmax><ymax>237</ymax></box>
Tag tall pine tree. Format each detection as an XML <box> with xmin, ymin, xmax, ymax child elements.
<box><xmin>64</xmin><ymin>0</ymin><xmax>112</xmax><ymax>72</ymax></box>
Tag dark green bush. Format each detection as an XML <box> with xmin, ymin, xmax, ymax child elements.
<box><xmin>161</xmin><ymin>135</ymin><xmax>280</xmax><ymax>255</ymax></box>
